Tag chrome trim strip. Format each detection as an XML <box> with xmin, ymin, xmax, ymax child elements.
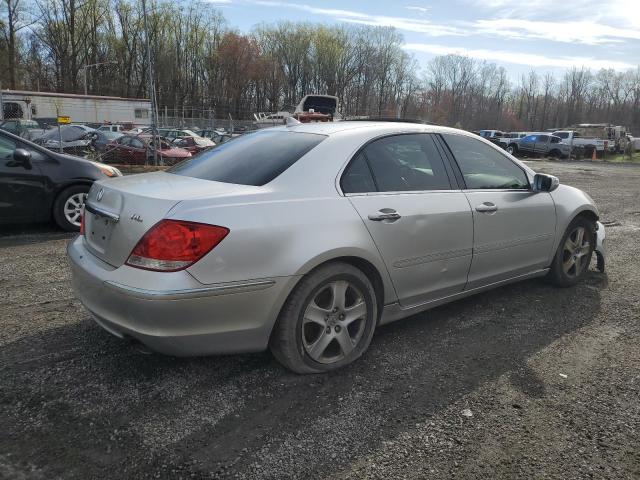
<box><xmin>474</xmin><ymin>232</ymin><xmax>554</xmax><ymax>254</ymax></box>
<box><xmin>344</xmin><ymin>189</ymin><xmax>463</xmax><ymax>197</ymax></box>
<box><xmin>85</xmin><ymin>202</ymin><xmax>120</xmax><ymax>222</ymax></box>
<box><xmin>104</xmin><ymin>279</ymin><xmax>276</xmax><ymax>300</ymax></box>
<box><xmin>393</xmin><ymin>248</ymin><xmax>473</xmax><ymax>268</ymax></box>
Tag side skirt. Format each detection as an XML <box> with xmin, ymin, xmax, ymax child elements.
<box><xmin>379</xmin><ymin>268</ymin><xmax>550</xmax><ymax>326</ymax></box>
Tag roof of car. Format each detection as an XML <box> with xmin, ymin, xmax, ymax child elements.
<box><xmin>270</xmin><ymin>120</ymin><xmax>458</xmax><ymax>136</ymax></box>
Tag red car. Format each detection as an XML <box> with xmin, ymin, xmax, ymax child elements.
<box><xmin>171</xmin><ymin>136</ymin><xmax>215</xmax><ymax>155</ymax></box>
<box><xmin>103</xmin><ymin>134</ymin><xmax>191</xmax><ymax>165</ymax></box>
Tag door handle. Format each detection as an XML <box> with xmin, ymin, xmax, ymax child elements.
<box><xmin>475</xmin><ymin>202</ymin><xmax>498</xmax><ymax>213</ymax></box>
<box><xmin>368</xmin><ymin>209</ymin><xmax>401</xmax><ymax>221</ymax></box>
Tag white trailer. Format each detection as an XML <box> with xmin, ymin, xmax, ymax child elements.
<box><xmin>0</xmin><ymin>89</ymin><xmax>151</xmax><ymax>126</ymax></box>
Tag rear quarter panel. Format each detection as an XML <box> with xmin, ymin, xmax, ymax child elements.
<box><xmin>177</xmin><ymin>195</ymin><xmax>397</xmax><ymax>305</ymax></box>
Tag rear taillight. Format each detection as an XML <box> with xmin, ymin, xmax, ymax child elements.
<box><xmin>125</xmin><ymin>220</ymin><xmax>229</xmax><ymax>272</ymax></box>
<box><xmin>80</xmin><ymin>208</ymin><xmax>85</xmax><ymax>235</ymax></box>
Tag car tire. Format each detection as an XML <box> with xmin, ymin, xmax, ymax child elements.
<box><xmin>507</xmin><ymin>144</ymin><xmax>517</xmax><ymax>155</ymax></box>
<box><xmin>549</xmin><ymin>149</ymin><xmax>561</xmax><ymax>158</ymax></box>
<box><xmin>270</xmin><ymin>262</ymin><xmax>378</xmax><ymax>374</ymax></box>
<box><xmin>53</xmin><ymin>184</ymin><xmax>89</xmax><ymax>232</ymax></box>
<box><xmin>548</xmin><ymin>216</ymin><xmax>595</xmax><ymax>287</ymax></box>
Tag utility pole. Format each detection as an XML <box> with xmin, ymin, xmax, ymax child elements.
<box><xmin>142</xmin><ymin>0</ymin><xmax>160</xmax><ymax>166</ymax></box>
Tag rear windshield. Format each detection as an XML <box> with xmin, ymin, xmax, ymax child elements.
<box><xmin>168</xmin><ymin>130</ymin><xmax>325</xmax><ymax>186</ymax></box>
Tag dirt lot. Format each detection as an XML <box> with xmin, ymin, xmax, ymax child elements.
<box><xmin>1</xmin><ymin>160</ymin><xmax>639</xmax><ymax>479</ymax></box>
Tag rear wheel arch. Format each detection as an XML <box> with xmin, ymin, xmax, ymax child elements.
<box><xmin>328</xmin><ymin>256</ymin><xmax>385</xmax><ymax>319</ymax></box>
<box><xmin>284</xmin><ymin>256</ymin><xmax>386</xmax><ymax>324</ymax></box>
<box><xmin>269</xmin><ymin>258</ymin><xmax>381</xmax><ymax>373</ymax></box>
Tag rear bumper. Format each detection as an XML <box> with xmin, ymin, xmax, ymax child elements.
<box><xmin>595</xmin><ymin>221</ymin><xmax>606</xmax><ymax>272</ymax></box>
<box><xmin>67</xmin><ymin>236</ymin><xmax>298</xmax><ymax>356</ymax></box>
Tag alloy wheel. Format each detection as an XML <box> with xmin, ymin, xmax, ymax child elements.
<box><xmin>63</xmin><ymin>192</ymin><xmax>87</xmax><ymax>227</ymax></box>
<box><xmin>301</xmin><ymin>280</ymin><xmax>367</xmax><ymax>364</ymax></box>
<box><xmin>562</xmin><ymin>226</ymin><xmax>590</xmax><ymax>278</ymax></box>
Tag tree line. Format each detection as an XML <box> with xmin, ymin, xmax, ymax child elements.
<box><xmin>1</xmin><ymin>0</ymin><xmax>639</xmax><ymax>133</ymax></box>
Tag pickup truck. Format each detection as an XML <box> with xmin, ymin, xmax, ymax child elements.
<box><xmin>552</xmin><ymin>130</ymin><xmax>607</xmax><ymax>153</ymax></box>
<box><xmin>498</xmin><ymin>132</ymin><xmax>528</xmax><ymax>148</ymax></box>
<box><xmin>506</xmin><ymin>133</ymin><xmax>571</xmax><ymax>158</ymax></box>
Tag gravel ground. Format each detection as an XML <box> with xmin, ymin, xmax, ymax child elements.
<box><xmin>1</xmin><ymin>160</ymin><xmax>639</xmax><ymax>479</ymax></box>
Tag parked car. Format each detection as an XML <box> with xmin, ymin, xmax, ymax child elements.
<box><xmin>474</xmin><ymin>130</ymin><xmax>506</xmax><ymax>148</ymax></box>
<box><xmin>0</xmin><ymin>129</ymin><xmax>121</xmax><ymax>231</ymax></box>
<box><xmin>477</xmin><ymin>130</ymin><xmax>505</xmax><ymax>140</ymax></box>
<box><xmin>171</xmin><ymin>135</ymin><xmax>215</xmax><ymax>154</ymax></box>
<box><xmin>197</xmin><ymin>129</ymin><xmax>240</xmax><ymax>144</ymax></box>
<box><xmin>506</xmin><ymin>133</ymin><xmax>571</xmax><ymax>158</ymax></box>
<box><xmin>34</xmin><ymin>124</ymin><xmax>97</xmax><ymax>155</ymax></box>
<box><xmin>497</xmin><ymin>132</ymin><xmax>528</xmax><ymax>148</ymax></box>
<box><xmin>567</xmin><ymin>124</ymin><xmax>628</xmax><ymax>153</ymax></box>
<box><xmin>552</xmin><ymin>131</ymin><xmax>607</xmax><ymax>155</ymax></box>
<box><xmin>68</xmin><ymin>122</ymin><xmax>606</xmax><ymax>373</ymax></box>
<box><xmin>156</xmin><ymin>128</ymin><xmax>215</xmax><ymax>146</ymax></box>
<box><xmin>97</xmin><ymin>124</ymin><xmax>129</xmax><ymax>133</ymax></box>
<box><xmin>103</xmin><ymin>134</ymin><xmax>191</xmax><ymax>165</ymax></box>
<box><xmin>0</xmin><ymin>119</ymin><xmax>47</xmax><ymax>141</ymax></box>
<box><xmin>93</xmin><ymin>130</ymin><xmax>123</xmax><ymax>153</ymax></box>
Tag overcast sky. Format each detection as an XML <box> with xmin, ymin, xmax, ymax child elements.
<box><xmin>210</xmin><ymin>0</ymin><xmax>640</xmax><ymax>78</ymax></box>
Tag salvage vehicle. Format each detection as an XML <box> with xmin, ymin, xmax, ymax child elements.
<box><xmin>198</xmin><ymin>129</ymin><xmax>240</xmax><ymax>144</ymax></box>
<box><xmin>294</xmin><ymin>94</ymin><xmax>341</xmax><ymax>120</ymax></box>
<box><xmin>506</xmin><ymin>133</ymin><xmax>571</xmax><ymax>158</ymax></box>
<box><xmin>68</xmin><ymin>122</ymin><xmax>606</xmax><ymax>373</ymax></box>
<box><xmin>0</xmin><ymin>129</ymin><xmax>121</xmax><ymax>231</ymax></box>
<box><xmin>477</xmin><ymin>130</ymin><xmax>505</xmax><ymax>140</ymax></box>
<box><xmin>103</xmin><ymin>134</ymin><xmax>191</xmax><ymax>165</ymax></box>
<box><xmin>552</xmin><ymin>131</ymin><xmax>607</xmax><ymax>155</ymax></box>
<box><xmin>34</xmin><ymin>124</ymin><xmax>98</xmax><ymax>155</ymax></box>
<box><xmin>155</xmin><ymin>128</ymin><xmax>215</xmax><ymax>147</ymax></box>
<box><xmin>0</xmin><ymin>119</ymin><xmax>47</xmax><ymax>141</ymax></box>
<box><xmin>171</xmin><ymin>135</ymin><xmax>215</xmax><ymax>154</ymax></box>
<box><xmin>569</xmin><ymin>124</ymin><xmax>628</xmax><ymax>153</ymax></box>
<box><xmin>93</xmin><ymin>130</ymin><xmax>123</xmax><ymax>154</ymax></box>
<box><xmin>497</xmin><ymin>132</ymin><xmax>528</xmax><ymax>148</ymax></box>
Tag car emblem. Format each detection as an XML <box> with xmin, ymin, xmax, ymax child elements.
<box><xmin>130</xmin><ymin>214</ymin><xmax>143</xmax><ymax>222</ymax></box>
<box><xmin>96</xmin><ymin>188</ymin><xmax>104</xmax><ymax>202</ymax></box>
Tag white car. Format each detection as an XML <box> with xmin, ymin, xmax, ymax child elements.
<box><xmin>68</xmin><ymin>121</ymin><xmax>606</xmax><ymax>373</ymax></box>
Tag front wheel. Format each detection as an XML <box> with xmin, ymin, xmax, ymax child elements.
<box><xmin>53</xmin><ymin>185</ymin><xmax>89</xmax><ymax>231</ymax></box>
<box><xmin>270</xmin><ymin>262</ymin><xmax>378</xmax><ymax>373</ymax></box>
<box><xmin>507</xmin><ymin>144</ymin><xmax>518</xmax><ymax>155</ymax></box>
<box><xmin>548</xmin><ymin>217</ymin><xmax>595</xmax><ymax>287</ymax></box>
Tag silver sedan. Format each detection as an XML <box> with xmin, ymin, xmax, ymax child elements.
<box><xmin>68</xmin><ymin>121</ymin><xmax>606</xmax><ymax>373</ymax></box>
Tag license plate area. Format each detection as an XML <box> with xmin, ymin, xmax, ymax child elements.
<box><xmin>85</xmin><ymin>211</ymin><xmax>116</xmax><ymax>254</ymax></box>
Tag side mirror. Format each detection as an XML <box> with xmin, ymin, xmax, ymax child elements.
<box><xmin>13</xmin><ymin>148</ymin><xmax>32</xmax><ymax>169</ymax></box>
<box><xmin>533</xmin><ymin>173</ymin><xmax>559</xmax><ymax>192</ymax></box>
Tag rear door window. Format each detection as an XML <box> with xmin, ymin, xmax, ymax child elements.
<box><xmin>168</xmin><ymin>130</ymin><xmax>325</xmax><ymax>186</ymax></box>
<box><xmin>360</xmin><ymin>134</ymin><xmax>452</xmax><ymax>192</ymax></box>
<box><xmin>341</xmin><ymin>153</ymin><xmax>376</xmax><ymax>193</ymax></box>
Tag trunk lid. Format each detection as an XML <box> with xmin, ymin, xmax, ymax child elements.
<box><xmin>82</xmin><ymin>171</ymin><xmax>253</xmax><ymax>267</ymax></box>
